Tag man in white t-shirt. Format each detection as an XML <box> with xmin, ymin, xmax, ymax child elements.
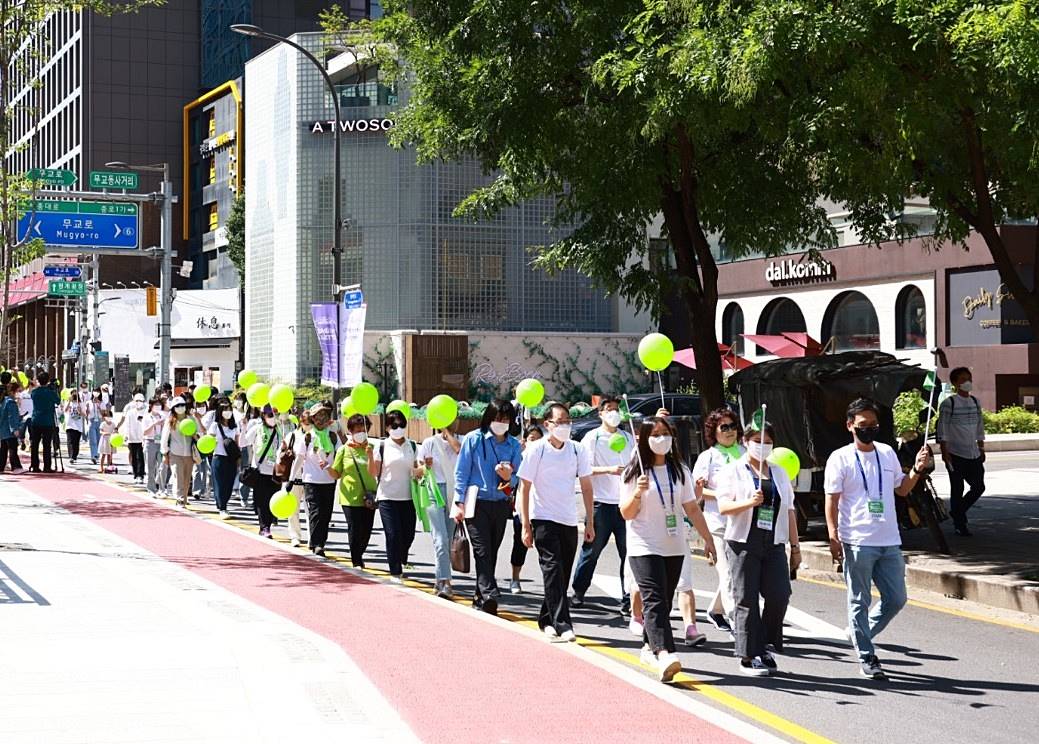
<box><xmin>824</xmin><ymin>397</ymin><xmax>931</xmax><ymax>680</ymax></box>
<box><xmin>571</xmin><ymin>396</ymin><xmax>634</xmax><ymax>614</ymax></box>
<box><xmin>518</xmin><ymin>402</ymin><xmax>594</xmax><ymax>642</ymax></box>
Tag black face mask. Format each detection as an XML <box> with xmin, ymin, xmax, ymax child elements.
<box><xmin>855</xmin><ymin>426</ymin><xmax>881</xmax><ymax>444</ymax></box>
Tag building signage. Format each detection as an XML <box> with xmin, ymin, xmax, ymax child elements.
<box><xmin>27</xmin><ymin>168</ymin><xmax>76</xmax><ymax>186</ymax></box>
<box><xmin>44</xmin><ymin>265</ymin><xmax>82</xmax><ymax>279</ymax></box>
<box><xmin>765</xmin><ymin>256</ymin><xmax>836</xmax><ymax>285</ymax></box>
<box><xmin>309</xmin><ymin>118</ymin><xmax>395</xmax><ymax>134</ymax></box>
<box><xmin>48</xmin><ymin>280</ymin><xmax>87</xmax><ymax>297</ymax></box>
<box><xmin>199</xmin><ymin>130</ymin><xmax>236</xmax><ymax>157</ymax></box>
<box><xmin>89</xmin><ymin>171</ymin><xmax>139</xmax><ymax>190</ymax></box>
<box><xmin>948</xmin><ymin>267</ymin><xmax>1034</xmax><ymax>346</ymax></box>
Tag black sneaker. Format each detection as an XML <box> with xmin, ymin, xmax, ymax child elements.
<box><xmin>954</xmin><ymin>526</ymin><xmax>973</xmax><ymax>537</ymax></box>
<box><xmin>860</xmin><ymin>654</ymin><xmax>887</xmax><ymax>680</ymax></box>
<box><xmin>761</xmin><ymin>651</ymin><xmax>778</xmax><ymax>671</ymax></box>
<box><xmin>570</xmin><ymin>592</ymin><xmax>585</xmax><ymax>608</ymax></box>
<box><xmin>482</xmin><ymin>597</ymin><xmax>498</xmax><ymax>615</ymax></box>
<box><xmin>708</xmin><ymin>612</ymin><xmax>732</xmax><ymax>633</ymax></box>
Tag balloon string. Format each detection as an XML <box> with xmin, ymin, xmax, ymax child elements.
<box><xmin>622</xmin><ymin>393</ymin><xmax>644</xmax><ymax>476</ymax></box>
<box><xmin>657</xmin><ymin>371</ymin><xmax>666</xmax><ymax>411</ymax></box>
<box><xmin>758</xmin><ymin>403</ymin><xmax>767</xmax><ymax>481</ymax></box>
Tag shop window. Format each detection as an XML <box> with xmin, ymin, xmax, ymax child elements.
<box><xmin>721</xmin><ymin>302</ymin><xmax>744</xmax><ymax>355</ymax></box>
<box><xmin>896</xmin><ymin>285</ymin><xmax>926</xmax><ymax>349</ymax></box>
<box><xmin>755</xmin><ymin>298</ymin><xmax>806</xmax><ymax>354</ymax></box>
<box><xmin>823</xmin><ymin>291</ymin><xmax>880</xmax><ymax>352</ymax></box>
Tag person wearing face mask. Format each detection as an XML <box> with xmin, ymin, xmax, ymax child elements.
<box><xmin>205</xmin><ymin>397</ymin><xmax>242</xmax><ymax>518</ymax></box>
<box><xmin>715</xmin><ymin>421</ymin><xmax>797</xmax><ymax>676</ymax></box>
<box><xmin>620</xmin><ymin>416</ymin><xmax>716</xmax><ymax>683</ymax></box>
<box><xmin>290</xmin><ymin>403</ymin><xmax>340</xmax><ymax>556</ymax></box>
<box><xmin>420</xmin><ymin>419</ymin><xmax>462</xmax><ymax>597</ymax></box>
<box><xmin>517</xmin><ymin>403</ymin><xmax>594</xmax><ymax>642</ymax></box>
<box><xmin>570</xmin><ymin>396</ymin><xmax>634</xmax><ymax>614</ymax></box>
<box><xmin>936</xmin><ymin>367</ymin><xmax>986</xmax><ymax>537</ymax></box>
<box><xmin>329</xmin><ymin>414</ymin><xmax>379</xmax><ymax>567</ymax></box>
<box><xmin>161</xmin><ymin>397</ymin><xmax>197</xmax><ymax>507</ymax></box>
<box><xmin>87</xmin><ymin>388</ymin><xmax>102</xmax><ymax>465</ymax></box>
<box><xmin>63</xmin><ymin>384</ymin><xmax>89</xmax><ymax>464</ymax></box>
<box><xmin>825</xmin><ymin>398</ymin><xmax>931</xmax><ymax>680</ymax></box>
<box><xmin>242</xmin><ymin>405</ymin><xmax>288</xmax><ymax>537</ymax></box>
<box><xmin>116</xmin><ymin>391</ymin><xmax>148</xmax><ymax>483</ymax></box>
<box><xmin>369</xmin><ymin>410</ymin><xmax>422</xmax><ymax>582</ymax></box>
<box><xmin>142</xmin><ymin>398</ymin><xmax>168</xmax><ymax>497</ymax></box>
<box><xmin>692</xmin><ymin>409</ymin><xmax>745</xmax><ymax>634</ymax></box>
<box><xmin>452</xmin><ymin>398</ymin><xmax>522</xmax><ymax>615</ymax></box>
<box><xmin>191</xmin><ymin>397</ymin><xmax>213</xmax><ymax>500</ymax></box>
<box><xmin>508</xmin><ymin>425</ymin><xmax>543</xmax><ymax>594</ymax></box>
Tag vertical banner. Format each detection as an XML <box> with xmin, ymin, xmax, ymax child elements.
<box><xmin>311</xmin><ymin>302</ymin><xmax>340</xmax><ymax>387</ymax></box>
<box><xmin>340</xmin><ymin>304</ymin><xmax>367</xmax><ymax>387</ymax></box>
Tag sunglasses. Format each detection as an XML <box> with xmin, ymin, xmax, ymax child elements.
<box><xmin>717</xmin><ymin>423</ymin><xmax>738</xmax><ymax>433</ymax></box>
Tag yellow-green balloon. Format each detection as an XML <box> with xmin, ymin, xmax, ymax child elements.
<box><xmin>340</xmin><ymin>394</ymin><xmax>357</xmax><ymax>417</ymax></box>
<box><xmin>269</xmin><ymin>383</ymin><xmax>294</xmax><ymax>412</ymax></box>
<box><xmin>289</xmin><ymin>414</ymin><xmax>299</xmax><ymax>426</ymax></box>
<box><xmin>194</xmin><ymin>384</ymin><xmax>212</xmax><ymax>402</ymax></box>
<box><xmin>768</xmin><ymin>447</ymin><xmax>801</xmax><ymax>481</ymax></box>
<box><xmin>17</xmin><ymin>371</ymin><xmax>29</xmax><ymax>387</ymax></box>
<box><xmin>270</xmin><ymin>489</ymin><xmax>298</xmax><ymax>519</ymax></box>
<box><xmin>426</xmin><ymin>394</ymin><xmax>458</xmax><ymax>429</ymax></box>
<box><xmin>110</xmin><ymin>433</ymin><xmax>125</xmax><ymax>448</ymax></box>
<box><xmin>608</xmin><ymin>432</ymin><xmax>628</xmax><ymax>453</ymax></box>
<box><xmin>238</xmin><ymin>369</ymin><xmax>257</xmax><ymax>388</ymax></box>
<box><xmin>516</xmin><ymin>378</ymin><xmax>545</xmax><ymax>408</ymax></box>
<box><xmin>60</xmin><ymin>388</ymin><xmax>71</xmax><ymax>401</ymax></box>
<box><xmin>638</xmin><ymin>333</ymin><xmax>674</xmax><ymax>372</ymax></box>
<box><xmin>197</xmin><ymin>434</ymin><xmax>217</xmax><ymax>454</ymax></box>
<box><xmin>178</xmin><ymin>418</ymin><xmax>197</xmax><ymax>437</ymax></box>
<box><xmin>387</xmin><ymin>399</ymin><xmax>411</xmax><ymax>420</ymax></box>
<box><xmin>351</xmin><ymin>382</ymin><xmax>379</xmax><ymax>415</ymax></box>
<box><xmin>246</xmin><ymin>382</ymin><xmax>270</xmax><ymax>408</ymax></box>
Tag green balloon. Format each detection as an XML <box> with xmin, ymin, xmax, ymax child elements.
<box><xmin>427</xmin><ymin>394</ymin><xmax>458</xmax><ymax>429</ymax></box>
<box><xmin>194</xmin><ymin>384</ymin><xmax>213</xmax><ymax>402</ymax></box>
<box><xmin>638</xmin><ymin>333</ymin><xmax>674</xmax><ymax>372</ymax></box>
<box><xmin>351</xmin><ymin>382</ymin><xmax>379</xmax><ymax>415</ymax></box>
<box><xmin>197</xmin><ymin>434</ymin><xmax>217</xmax><ymax>454</ymax></box>
<box><xmin>608</xmin><ymin>432</ymin><xmax>628</xmax><ymax>453</ymax></box>
<box><xmin>270</xmin><ymin>489</ymin><xmax>299</xmax><ymax>519</ymax></box>
<box><xmin>269</xmin><ymin>383</ymin><xmax>294</xmax><ymax>412</ymax></box>
<box><xmin>178</xmin><ymin>418</ymin><xmax>197</xmax><ymax>437</ymax></box>
<box><xmin>768</xmin><ymin>447</ymin><xmax>800</xmax><ymax>481</ymax></box>
<box><xmin>515</xmin><ymin>378</ymin><xmax>545</xmax><ymax>408</ymax></box>
<box><xmin>110</xmin><ymin>433</ymin><xmax>125</xmax><ymax>448</ymax></box>
<box><xmin>289</xmin><ymin>414</ymin><xmax>299</xmax><ymax>426</ymax></box>
<box><xmin>246</xmin><ymin>382</ymin><xmax>270</xmax><ymax>408</ymax></box>
<box><xmin>387</xmin><ymin>399</ymin><xmax>412</xmax><ymax>420</ymax></box>
<box><xmin>340</xmin><ymin>394</ymin><xmax>357</xmax><ymax>417</ymax></box>
<box><xmin>238</xmin><ymin>369</ymin><xmax>258</xmax><ymax>388</ymax></box>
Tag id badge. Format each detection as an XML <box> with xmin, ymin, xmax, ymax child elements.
<box><xmin>756</xmin><ymin>507</ymin><xmax>775</xmax><ymax>531</ymax></box>
<box><xmin>665</xmin><ymin>513</ymin><xmax>678</xmax><ymax>537</ymax></box>
<box><xmin>868</xmin><ymin>500</ymin><xmax>885</xmax><ymax>520</ymax></box>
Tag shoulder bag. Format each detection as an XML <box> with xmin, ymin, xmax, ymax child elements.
<box><xmin>216</xmin><ymin>421</ymin><xmax>242</xmax><ymax>462</ymax></box>
<box><xmin>241</xmin><ymin>427</ymin><xmax>277</xmax><ymax>489</ymax></box>
<box><xmin>350</xmin><ymin>448</ymin><xmax>378</xmax><ymax>509</ymax></box>
<box><xmin>273</xmin><ymin>431</ymin><xmax>296</xmax><ymax>484</ymax></box>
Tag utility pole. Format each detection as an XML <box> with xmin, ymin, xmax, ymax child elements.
<box><xmin>159</xmin><ymin>163</ymin><xmax>172</xmax><ymax>387</ymax></box>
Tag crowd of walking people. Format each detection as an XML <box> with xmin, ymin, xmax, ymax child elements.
<box><xmin>0</xmin><ymin>369</ymin><xmax>934</xmax><ymax>685</ymax></box>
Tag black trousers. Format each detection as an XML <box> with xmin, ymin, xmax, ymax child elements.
<box><xmin>629</xmin><ymin>554</ymin><xmax>684</xmax><ymax>654</ymax></box>
<box><xmin>0</xmin><ymin>437</ymin><xmax>22</xmax><ymax>471</ymax></box>
<box><xmin>127</xmin><ymin>442</ymin><xmax>145</xmax><ymax>478</ymax></box>
<box><xmin>511</xmin><ymin>513</ymin><xmax>529</xmax><ymax>568</ymax></box>
<box><xmin>252</xmin><ymin>477</ymin><xmax>280</xmax><ymax>530</ymax></box>
<box><xmin>949</xmin><ymin>454</ymin><xmax>986</xmax><ymax>529</ymax></box>
<box><xmin>343</xmin><ymin>505</ymin><xmax>376</xmax><ymax>567</ymax></box>
<box><xmin>304</xmin><ymin>483</ymin><xmax>336</xmax><ymax>550</ymax></box>
<box><xmin>726</xmin><ymin>526</ymin><xmax>791</xmax><ymax>659</ymax></box>
<box><xmin>30</xmin><ymin>425</ymin><xmax>56</xmax><ymax>471</ymax></box>
<box><xmin>533</xmin><ymin>519</ymin><xmax>579</xmax><ymax>632</ymax></box>
<box><xmin>466</xmin><ymin>499</ymin><xmax>510</xmax><ymax>606</ymax></box>
<box><xmin>66</xmin><ymin>428</ymin><xmax>82</xmax><ymax>461</ymax></box>
<box><xmin>379</xmin><ymin>499</ymin><xmax>417</xmax><ymax>576</ymax></box>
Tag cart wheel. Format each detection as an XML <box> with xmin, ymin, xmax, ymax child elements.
<box><xmin>920</xmin><ymin>477</ymin><xmax>950</xmax><ymax>555</ymax></box>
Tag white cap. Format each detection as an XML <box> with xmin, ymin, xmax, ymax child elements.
<box><xmin>170</xmin><ymin>397</ymin><xmax>186</xmax><ymax>407</ymax></box>
<box><xmin>133</xmin><ymin>393</ymin><xmax>145</xmax><ymax>402</ymax></box>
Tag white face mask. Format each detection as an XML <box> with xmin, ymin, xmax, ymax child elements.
<box><xmin>152</xmin><ymin>406</ymin><xmax>161</xmax><ymax>414</ymax></box>
<box><xmin>747</xmin><ymin>441</ymin><xmax>773</xmax><ymax>461</ymax></box>
<box><xmin>388</xmin><ymin>427</ymin><xmax>406</xmax><ymax>440</ymax></box>
<box><xmin>279</xmin><ymin>413</ymin><xmax>290</xmax><ymax>422</ymax></box>
<box><xmin>648</xmin><ymin>435</ymin><xmax>672</xmax><ymax>455</ymax></box>
<box><xmin>221</xmin><ymin>410</ymin><xmax>233</xmax><ymax>420</ymax></box>
<box><xmin>173</xmin><ymin>405</ymin><xmax>186</xmax><ymax>415</ymax></box>
<box><xmin>959</xmin><ymin>381</ymin><xmax>973</xmax><ymax>393</ymax></box>
<box><xmin>264</xmin><ymin>416</ymin><xmax>277</xmax><ymax>426</ymax></box>
<box><xmin>233</xmin><ymin>400</ymin><xmax>244</xmax><ymax>410</ymax></box>
<box><xmin>135</xmin><ymin>400</ymin><xmax>145</xmax><ymax>408</ymax></box>
<box><xmin>602</xmin><ymin>410</ymin><xmax>622</xmax><ymax>428</ymax></box>
<box><xmin>550</xmin><ymin>423</ymin><xmax>572</xmax><ymax>442</ymax></box>
<box><xmin>489</xmin><ymin>421</ymin><xmax>510</xmax><ymax>437</ymax></box>
<box><xmin>352</xmin><ymin>431</ymin><xmax>368</xmax><ymax>445</ymax></box>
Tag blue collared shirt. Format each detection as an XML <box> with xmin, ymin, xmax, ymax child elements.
<box><xmin>453</xmin><ymin>429</ymin><xmax>522</xmax><ymax>503</ymax></box>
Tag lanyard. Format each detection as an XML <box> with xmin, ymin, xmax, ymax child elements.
<box><xmin>650</xmin><ymin>467</ymin><xmax>675</xmax><ymax>513</ymax></box>
<box><xmin>745</xmin><ymin>464</ymin><xmax>776</xmax><ymax>504</ymax></box>
<box><xmin>854</xmin><ymin>449</ymin><xmax>883</xmax><ymax>500</ymax></box>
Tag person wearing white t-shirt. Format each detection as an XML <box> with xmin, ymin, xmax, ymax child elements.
<box><xmin>825</xmin><ymin>397</ymin><xmax>931</xmax><ymax>680</ymax></box>
<box><xmin>116</xmin><ymin>392</ymin><xmax>149</xmax><ymax>482</ymax></box>
<box><xmin>291</xmin><ymin>403</ymin><xmax>342</xmax><ymax>556</ymax></box>
<box><xmin>370</xmin><ymin>410</ymin><xmax>423</xmax><ymax>582</ymax></box>
<box><xmin>420</xmin><ymin>421</ymin><xmax>462</xmax><ymax>597</ymax></box>
<box><xmin>620</xmin><ymin>416</ymin><xmax>716</xmax><ymax>683</ymax></box>
<box><xmin>570</xmin><ymin>396</ymin><xmax>634</xmax><ymax>614</ymax></box>
<box><xmin>517</xmin><ymin>403</ymin><xmax>594</xmax><ymax>643</ymax></box>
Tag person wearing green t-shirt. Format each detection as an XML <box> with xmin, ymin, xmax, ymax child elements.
<box><xmin>328</xmin><ymin>414</ymin><xmax>378</xmax><ymax>568</ymax></box>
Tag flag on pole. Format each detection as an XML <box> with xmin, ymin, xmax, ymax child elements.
<box><xmin>923</xmin><ymin>370</ymin><xmax>937</xmax><ymax>391</ymax></box>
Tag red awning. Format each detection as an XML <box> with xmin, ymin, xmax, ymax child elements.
<box><xmin>5</xmin><ymin>257</ymin><xmax>81</xmax><ymax>308</ymax></box>
<box><xmin>673</xmin><ymin>346</ymin><xmax>754</xmax><ymax>371</ymax></box>
<box><xmin>741</xmin><ymin>333</ymin><xmax>823</xmax><ymax>358</ymax></box>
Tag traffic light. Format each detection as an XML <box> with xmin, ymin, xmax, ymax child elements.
<box><xmin>146</xmin><ymin>285</ymin><xmax>158</xmax><ymax>316</ymax></box>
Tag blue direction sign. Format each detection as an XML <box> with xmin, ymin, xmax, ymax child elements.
<box><xmin>43</xmin><ymin>264</ymin><xmax>83</xmax><ymax>279</ymax></box>
<box><xmin>18</xmin><ymin>200</ymin><xmax>139</xmax><ymax>250</ymax></box>
<box><xmin>343</xmin><ymin>289</ymin><xmax>364</xmax><ymax>309</ymax></box>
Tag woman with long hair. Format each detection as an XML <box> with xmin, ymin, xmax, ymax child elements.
<box><xmin>0</xmin><ymin>381</ymin><xmax>25</xmax><ymax>473</ymax></box>
<box><xmin>161</xmin><ymin>397</ymin><xmax>197</xmax><ymax>507</ymax></box>
<box><xmin>620</xmin><ymin>416</ymin><xmax>716</xmax><ymax>683</ymax></box>
<box><xmin>206</xmin><ymin>397</ymin><xmax>242</xmax><ymax>519</ymax></box>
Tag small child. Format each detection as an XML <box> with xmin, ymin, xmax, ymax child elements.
<box><xmin>99</xmin><ymin>409</ymin><xmax>116</xmax><ymax>473</ymax></box>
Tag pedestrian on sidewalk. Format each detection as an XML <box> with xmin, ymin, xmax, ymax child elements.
<box><xmin>28</xmin><ymin>371</ymin><xmax>60</xmax><ymax>473</ymax></box>
<box><xmin>143</xmin><ymin>398</ymin><xmax>167</xmax><ymax>496</ymax></box>
<box><xmin>17</xmin><ymin>380</ymin><xmax>33</xmax><ymax>452</ymax></box>
<box><xmin>508</xmin><ymin>425</ymin><xmax>542</xmax><ymax>594</ymax></box>
<box><xmin>620</xmin><ymin>415</ymin><xmax>716</xmax><ymax>683</ymax></box>
<box><xmin>63</xmin><ymin>384</ymin><xmax>89</xmax><ymax>464</ymax></box>
<box><xmin>452</xmin><ymin>398</ymin><xmax>522</xmax><ymax>615</ymax></box>
<box><xmin>242</xmin><ymin>405</ymin><xmax>286</xmax><ymax>537</ymax></box>
<box><xmin>0</xmin><ymin>381</ymin><xmax>25</xmax><ymax>473</ymax></box>
<box><xmin>161</xmin><ymin>398</ymin><xmax>197</xmax><ymax>507</ymax></box>
<box><xmin>329</xmin><ymin>414</ymin><xmax>378</xmax><ymax>567</ymax></box>
<box><xmin>571</xmin><ymin>396</ymin><xmax>634</xmax><ymax>615</ymax></box>
<box><xmin>693</xmin><ymin>408</ymin><xmax>745</xmax><ymax>634</ymax></box>
<box><xmin>116</xmin><ymin>392</ymin><xmax>148</xmax><ymax>483</ymax></box>
<box><xmin>192</xmin><ymin>396</ymin><xmax>213</xmax><ymax>500</ymax></box>
<box><xmin>87</xmin><ymin>387</ymin><xmax>102</xmax><ymax>464</ymax></box>
<box><xmin>370</xmin><ymin>410</ymin><xmax>421</xmax><ymax>583</ymax></box>
<box><xmin>98</xmin><ymin>408</ymin><xmax>116</xmax><ymax>473</ymax></box>
<box><xmin>936</xmin><ymin>367</ymin><xmax>986</xmax><ymax>537</ymax></box>
<box><xmin>291</xmin><ymin>403</ymin><xmax>340</xmax><ymax>556</ymax></box>
<box><xmin>825</xmin><ymin>397</ymin><xmax>931</xmax><ymax>680</ymax></box>
<box><xmin>716</xmin><ymin>422</ymin><xmax>797</xmax><ymax>677</ymax></box>
<box><xmin>207</xmin><ymin>397</ymin><xmax>243</xmax><ymax>519</ymax></box>
<box><xmin>518</xmin><ymin>402</ymin><xmax>594</xmax><ymax>643</ymax></box>
<box><xmin>420</xmin><ymin>419</ymin><xmax>462</xmax><ymax>597</ymax></box>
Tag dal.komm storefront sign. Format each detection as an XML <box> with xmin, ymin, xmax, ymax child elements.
<box><xmin>765</xmin><ymin>255</ymin><xmax>836</xmax><ymax>286</ymax></box>
<box><xmin>948</xmin><ymin>267</ymin><xmax>1034</xmax><ymax>346</ymax></box>
<box><xmin>309</xmin><ymin>118</ymin><xmax>396</xmax><ymax>134</ymax></box>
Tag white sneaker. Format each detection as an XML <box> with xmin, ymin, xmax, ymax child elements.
<box><xmin>639</xmin><ymin>645</ymin><xmax>655</xmax><ymax>666</ymax></box>
<box><xmin>628</xmin><ymin>616</ymin><xmax>644</xmax><ymax>637</ymax></box>
<box><xmin>657</xmin><ymin>651</ymin><xmax>682</xmax><ymax>682</ymax></box>
<box><xmin>739</xmin><ymin>657</ymin><xmax>771</xmax><ymax>677</ymax></box>
<box><xmin>290</xmin><ymin>538</ymin><xmax>301</xmax><ymax>548</ymax></box>
<box><xmin>219</xmin><ymin>510</ymin><xmax>230</xmax><ymax>520</ymax></box>
<box><xmin>389</xmin><ymin>576</ymin><xmax>404</xmax><ymax>585</ymax></box>
<box><xmin>543</xmin><ymin>626</ymin><xmax>559</xmax><ymax>640</ymax></box>
<box><xmin>509</xmin><ymin>579</ymin><xmax>522</xmax><ymax>594</ymax></box>
<box><xmin>559</xmin><ymin>629</ymin><xmax>577</xmax><ymax>643</ymax></box>
<box><xmin>10</xmin><ymin>468</ymin><xmax>24</xmax><ymax>474</ymax></box>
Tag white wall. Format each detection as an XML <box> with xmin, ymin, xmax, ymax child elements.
<box><xmin>170</xmin><ymin>341</ymin><xmax>240</xmax><ymax>393</ymax></box>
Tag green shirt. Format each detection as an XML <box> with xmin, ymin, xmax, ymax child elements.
<box><xmin>334</xmin><ymin>445</ymin><xmax>378</xmax><ymax>506</ymax></box>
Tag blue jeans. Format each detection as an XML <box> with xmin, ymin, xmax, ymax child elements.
<box><xmin>211</xmin><ymin>455</ymin><xmax>238</xmax><ymax>511</ymax></box>
<box><xmin>843</xmin><ymin>544</ymin><xmax>908</xmax><ymax>661</ymax></box>
<box><xmin>88</xmin><ymin>418</ymin><xmax>100</xmax><ymax>460</ymax></box>
<box><xmin>193</xmin><ymin>454</ymin><xmax>211</xmax><ymax>497</ymax></box>
<box><xmin>427</xmin><ymin>483</ymin><xmax>453</xmax><ymax>581</ymax></box>
<box><xmin>571</xmin><ymin>502</ymin><xmax>628</xmax><ymax>605</ymax></box>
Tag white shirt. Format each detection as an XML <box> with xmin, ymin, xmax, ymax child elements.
<box><xmin>691</xmin><ymin>444</ymin><xmax>745</xmax><ymax>533</ymax></box>
<box><xmin>64</xmin><ymin>398</ymin><xmax>89</xmax><ymax>432</ymax></box>
<box><xmin>625</xmin><ymin>464</ymin><xmax>696</xmax><ymax>558</ymax></box>
<box><xmin>824</xmin><ymin>442</ymin><xmax>905</xmax><ymax>547</ymax></box>
<box><xmin>374</xmin><ymin>437</ymin><xmax>418</xmax><ymax>502</ymax></box>
<box><xmin>121</xmin><ymin>402</ymin><xmax>149</xmax><ymax>442</ymax></box>
<box><xmin>206</xmin><ymin>417</ymin><xmax>241</xmax><ymax>457</ymax></box>
<box><xmin>292</xmin><ymin>429</ymin><xmax>340</xmax><ymax>484</ymax></box>
<box><xmin>580</xmin><ymin>426</ymin><xmax>633</xmax><ymax>505</ymax></box>
<box><xmin>17</xmin><ymin>391</ymin><xmax>33</xmax><ymax>417</ymax></box>
<box><xmin>420</xmin><ymin>434</ymin><xmax>460</xmax><ymax>492</ymax></box>
<box><xmin>936</xmin><ymin>394</ymin><xmax>985</xmax><ymax>459</ymax></box>
<box><xmin>517</xmin><ymin>438</ymin><xmax>592</xmax><ymax>526</ymax></box>
<box><xmin>715</xmin><ymin>455</ymin><xmax>796</xmax><ymax>544</ymax></box>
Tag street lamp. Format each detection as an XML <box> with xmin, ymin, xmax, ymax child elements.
<box><xmin>231</xmin><ymin>23</ymin><xmax>344</xmax><ymax>392</ymax></box>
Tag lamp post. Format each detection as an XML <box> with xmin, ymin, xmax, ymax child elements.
<box><xmin>231</xmin><ymin>23</ymin><xmax>344</xmax><ymax>391</ymax></box>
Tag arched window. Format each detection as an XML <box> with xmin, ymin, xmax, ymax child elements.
<box><xmin>896</xmin><ymin>285</ymin><xmax>926</xmax><ymax>349</ymax></box>
<box><xmin>755</xmin><ymin>298</ymin><xmax>806</xmax><ymax>355</ymax></box>
<box><xmin>823</xmin><ymin>291</ymin><xmax>880</xmax><ymax>352</ymax></box>
<box><xmin>721</xmin><ymin>302</ymin><xmax>744</xmax><ymax>355</ymax></box>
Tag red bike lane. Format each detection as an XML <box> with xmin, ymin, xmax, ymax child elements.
<box><xmin>21</xmin><ymin>474</ymin><xmax>749</xmax><ymax>744</ymax></box>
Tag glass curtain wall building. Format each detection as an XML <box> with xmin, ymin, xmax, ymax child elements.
<box><xmin>245</xmin><ymin>33</ymin><xmax>613</xmax><ymax>383</ymax></box>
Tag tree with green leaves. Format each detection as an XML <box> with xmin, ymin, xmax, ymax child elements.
<box><xmin>226</xmin><ymin>192</ymin><xmax>245</xmax><ymax>283</ymax></box>
<box><xmin>323</xmin><ymin>1</ymin><xmax>835</xmax><ymax>411</ymax></box>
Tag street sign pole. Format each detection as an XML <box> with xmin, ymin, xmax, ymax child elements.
<box><xmin>159</xmin><ymin>165</ymin><xmax>173</xmax><ymax>387</ymax></box>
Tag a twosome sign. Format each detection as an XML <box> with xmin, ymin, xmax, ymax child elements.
<box><xmin>765</xmin><ymin>256</ymin><xmax>836</xmax><ymax>285</ymax></box>
<box><xmin>309</xmin><ymin>118</ymin><xmax>395</xmax><ymax>134</ymax></box>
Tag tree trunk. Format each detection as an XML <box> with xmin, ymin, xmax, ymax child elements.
<box><xmin>975</xmin><ymin>223</ymin><xmax>1039</xmax><ymax>336</ymax></box>
<box><xmin>683</xmin><ymin>289</ymin><xmax>726</xmax><ymax>412</ymax></box>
